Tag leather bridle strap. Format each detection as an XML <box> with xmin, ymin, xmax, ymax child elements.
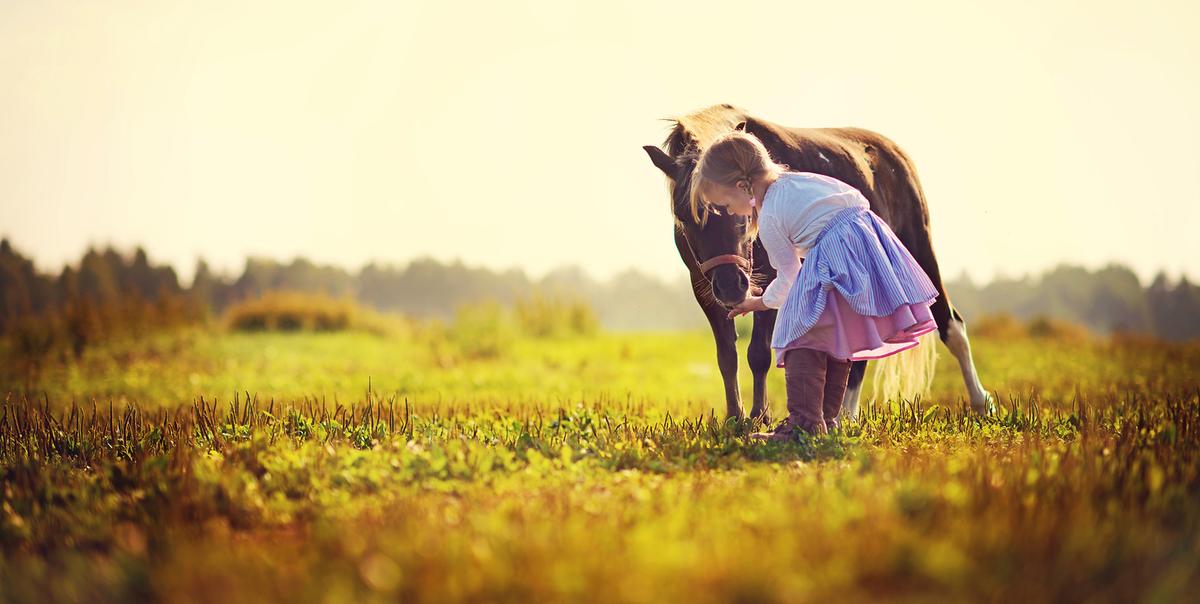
<box><xmin>698</xmin><ymin>254</ymin><xmax>751</xmax><ymax>275</ymax></box>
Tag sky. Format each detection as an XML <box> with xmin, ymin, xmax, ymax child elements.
<box><xmin>2</xmin><ymin>0</ymin><xmax>1197</xmax><ymax>287</ymax></box>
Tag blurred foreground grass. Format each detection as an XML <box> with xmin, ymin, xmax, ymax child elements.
<box><xmin>2</xmin><ymin>324</ymin><xmax>1198</xmax><ymax>602</ymax></box>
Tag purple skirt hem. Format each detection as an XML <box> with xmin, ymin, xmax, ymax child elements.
<box><xmin>773</xmin><ymin>290</ymin><xmax>938</xmax><ymax>366</ymax></box>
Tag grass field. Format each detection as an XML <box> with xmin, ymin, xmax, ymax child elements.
<box><xmin>2</xmin><ymin>322</ymin><xmax>1198</xmax><ymax>603</ymax></box>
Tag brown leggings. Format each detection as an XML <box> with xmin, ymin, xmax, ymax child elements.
<box><xmin>784</xmin><ymin>348</ymin><xmax>853</xmax><ymax>435</ymax></box>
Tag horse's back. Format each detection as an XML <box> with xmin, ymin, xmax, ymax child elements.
<box><xmin>760</xmin><ymin>122</ymin><xmax>929</xmax><ymax>236</ymax></box>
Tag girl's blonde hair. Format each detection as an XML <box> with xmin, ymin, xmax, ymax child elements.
<box><xmin>688</xmin><ymin>131</ymin><xmax>789</xmax><ymax>243</ymax></box>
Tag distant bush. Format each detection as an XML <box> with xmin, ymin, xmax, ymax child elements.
<box><xmin>971</xmin><ymin>313</ymin><xmax>1027</xmax><ymax>340</ymax></box>
<box><xmin>356</xmin><ymin>311</ymin><xmax>416</xmax><ymax>339</ymax></box>
<box><xmin>1106</xmin><ymin>329</ymin><xmax>1163</xmax><ymax>351</ymax></box>
<box><xmin>4</xmin><ymin>294</ymin><xmax>202</xmax><ymax>359</ymax></box>
<box><xmin>419</xmin><ymin>299</ymin><xmax>571</xmax><ymax>366</ymax></box>
<box><xmin>970</xmin><ymin>312</ymin><xmax>1092</xmax><ymax>343</ymax></box>
<box><xmin>514</xmin><ymin>291</ymin><xmax>598</xmax><ymax>338</ymax></box>
<box><xmin>446</xmin><ymin>300</ymin><xmax>518</xmax><ymax>360</ymax></box>
<box><xmin>224</xmin><ymin>291</ymin><xmax>378</xmax><ymax>333</ymax></box>
<box><xmin>1027</xmin><ymin>315</ymin><xmax>1092</xmax><ymax>343</ymax></box>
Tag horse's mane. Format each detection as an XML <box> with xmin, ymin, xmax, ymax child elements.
<box><xmin>656</xmin><ymin>104</ymin><xmax>756</xmax><ymax>229</ymax></box>
<box><xmin>661</xmin><ymin>104</ymin><xmax>751</xmax><ymax>160</ymax></box>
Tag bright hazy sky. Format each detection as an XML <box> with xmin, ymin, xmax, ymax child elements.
<box><xmin>2</xmin><ymin>0</ymin><xmax>1197</xmax><ymax>287</ymax></box>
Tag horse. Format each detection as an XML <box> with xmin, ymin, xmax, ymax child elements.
<box><xmin>642</xmin><ymin>104</ymin><xmax>993</xmax><ymax>421</ymax></box>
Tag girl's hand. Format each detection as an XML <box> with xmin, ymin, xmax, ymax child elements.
<box><xmin>727</xmin><ymin>295</ymin><xmax>769</xmax><ymax>319</ymax></box>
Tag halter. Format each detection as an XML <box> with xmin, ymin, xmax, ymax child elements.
<box><xmin>695</xmin><ymin>248</ymin><xmax>762</xmax><ymax>298</ymax></box>
<box><xmin>698</xmin><ymin>253</ymin><xmax>751</xmax><ymax>275</ymax></box>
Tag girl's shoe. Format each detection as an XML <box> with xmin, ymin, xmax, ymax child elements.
<box><xmin>749</xmin><ymin>418</ymin><xmax>800</xmax><ymax>442</ymax></box>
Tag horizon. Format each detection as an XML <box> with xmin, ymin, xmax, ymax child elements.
<box><xmin>2</xmin><ymin>235</ymin><xmax>1188</xmax><ymax>291</ymax></box>
<box><xmin>3</xmin><ymin>1</ymin><xmax>1197</xmax><ymax>290</ymax></box>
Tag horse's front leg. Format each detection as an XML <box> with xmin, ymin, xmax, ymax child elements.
<box><xmin>747</xmin><ymin>308</ymin><xmax>776</xmax><ymax>422</ymax></box>
<box><xmin>701</xmin><ymin>303</ymin><xmax>744</xmax><ymax>420</ymax></box>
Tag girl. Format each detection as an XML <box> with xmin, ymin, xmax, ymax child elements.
<box><xmin>691</xmin><ymin>131</ymin><xmax>940</xmax><ymax>440</ymax></box>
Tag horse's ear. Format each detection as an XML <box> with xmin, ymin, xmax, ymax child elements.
<box><xmin>734</xmin><ymin>121</ymin><xmax>747</xmax><ymax>131</ymax></box>
<box><xmin>643</xmin><ymin>145</ymin><xmax>677</xmax><ymax>178</ymax></box>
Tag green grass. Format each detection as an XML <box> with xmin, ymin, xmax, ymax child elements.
<box><xmin>9</xmin><ymin>323</ymin><xmax>1193</xmax><ymax>413</ymax></box>
<box><xmin>1</xmin><ymin>325</ymin><xmax>1198</xmax><ymax>603</ymax></box>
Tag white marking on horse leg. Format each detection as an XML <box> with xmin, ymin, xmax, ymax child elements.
<box><xmin>946</xmin><ymin>318</ymin><xmax>992</xmax><ymax>413</ymax></box>
<box><xmin>842</xmin><ymin>379</ymin><xmax>864</xmax><ymax>421</ymax></box>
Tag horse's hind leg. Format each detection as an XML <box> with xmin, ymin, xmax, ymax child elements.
<box><xmin>902</xmin><ymin>226</ymin><xmax>993</xmax><ymax>415</ymax></box>
<box><xmin>840</xmin><ymin>360</ymin><xmax>869</xmax><ymax>420</ymax></box>
<box><xmin>939</xmin><ymin>305</ymin><xmax>994</xmax><ymax>414</ymax></box>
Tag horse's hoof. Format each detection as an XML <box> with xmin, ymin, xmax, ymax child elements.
<box><xmin>971</xmin><ymin>392</ymin><xmax>996</xmax><ymax>415</ymax></box>
<box><xmin>749</xmin><ymin>409</ymin><xmax>771</xmax><ymax>425</ymax></box>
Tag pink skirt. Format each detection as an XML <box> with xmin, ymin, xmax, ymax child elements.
<box><xmin>774</xmin><ymin>289</ymin><xmax>938</xmax><ymax>366</ymax></box>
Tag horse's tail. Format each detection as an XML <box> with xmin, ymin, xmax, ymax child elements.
<box><xmin>867</xmin><ymin>331</ymin><xmax>938</xmax><ymax>409</ymax></box>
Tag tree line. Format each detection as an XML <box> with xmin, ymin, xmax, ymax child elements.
<box><xmin>2</xmin><ymin>238</ymin><xmax>1198</xmax><ymax>346</ymax></box>
<box><xmin>944</xmin><ymin>264</ymin><xmax>1200</xmax><ymax>342</ymax></box>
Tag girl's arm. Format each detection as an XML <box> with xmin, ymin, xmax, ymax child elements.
<box><xmin>758</xmin><ymin>214</ymin><xmax>801</xmax><ymax>309</ymax></box>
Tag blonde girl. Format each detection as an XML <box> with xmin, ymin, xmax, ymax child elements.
<box><xmin>691</xmin><ymin>131</ymin><xmax>939</xmax><ymax>439</ymax></box>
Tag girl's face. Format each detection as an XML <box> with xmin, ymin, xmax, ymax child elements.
<box><xmin>704</xmin><ymin>179</ymin><xmax>755</xmax><ymax>217</ymax></box>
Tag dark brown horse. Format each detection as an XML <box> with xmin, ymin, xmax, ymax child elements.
<box><xmin>642</xmin><ymin>104</ymin><xmax>992</xmax><ymax>420</ymax></box>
